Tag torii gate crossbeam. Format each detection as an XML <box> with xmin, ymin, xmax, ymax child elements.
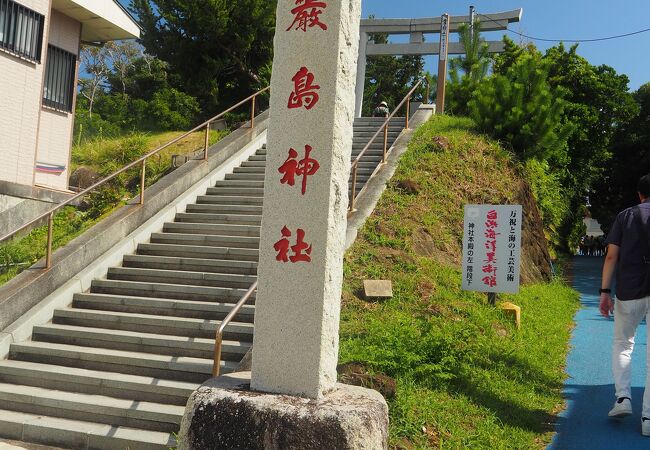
<box><xmin>355</xmin><ymin>9</ymin><xmax>523</xmax><ymax>117</ymax></box>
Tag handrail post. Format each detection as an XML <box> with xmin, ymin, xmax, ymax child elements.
<box><xmin>139</xmin><ymin>159</ymin><xmax>146</xmax><ymax>205</ymax></box>
<box><xmin>406</xmin><ymin>96</ymin><xmax>411</xmax><ymax>130</ymax></box>
<box><xmin>213</xmin><ymin>333</ymin><xmax>224</xmax><ymax>377</ymax></box>
<box><xmin>203</xmin><ymin>122</ymin><xmax>210</xmax><ymax>161</ymax></box>
<box><xmin>426</xmin><ymin>82</ymin><xmax>430</xmax><ymax>105</ymax></box>
<box><xmin>349</xmin><ymin>165</ymin><xmax>358</xmax><ymax>212</ymax></box>
<box><xmin>45</xmin><ymin>213</ymin><xmax>54</xmax><ymax>269</ymax></box>
<box><xmin>251</xmin><ymin>95</ymin><xmax>256</xmax><ymax>129</ymax></box>
<box><xmin>382</xmin><ymin>124</ymin><xmax>389</xmax><ymax>164</ymax></box>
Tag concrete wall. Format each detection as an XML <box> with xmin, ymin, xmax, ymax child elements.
<box><xmin>0</xmin><ymin>0</ymin><xmax>50</xmax><ymax>187</ymax></box>
<box><xmin>34</xmin><ymin>9</ymin><xmax>80</xmax><ymax>190</ymax></box>
<box><xmin>0</xmin><ymin>179</ymin><xmax>74</xmax><ymax>237</ymax></box>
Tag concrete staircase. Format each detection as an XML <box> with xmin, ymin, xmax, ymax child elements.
<box><xmin>0</xmin><ymin>118</ymin><xmax>404</xmax><ymax>449</ymax></box>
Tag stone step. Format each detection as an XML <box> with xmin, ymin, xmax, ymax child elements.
<box><xmin>163</xmin><ymin>222</ymin><xmax>261</xmax><ymax>237</ymax></box>
<box><xmin>72</xmin><ymin>292</ymin><xmax>256</xmax><ymax>322</ymax></box>
<box><xmin>150</xmin><ymin>232</ymin><xmax>260</xmax><ymax>249</ymax></box>
<box><xmin>205</xmin><ymin>187</ymin><xmax>265</xmax><ymax>196</ymax></box>
<box><xmin>122</xmin><ymin>254</ymin><xmax>258</xmax><ymax>275</ymax></box>
<box><xmin>214</xmin><ymin>180</ymin><xmax>264</xmax><ymax>188</ymax></box>
<box><xmin>186</xmin><ymin>203</ymin><xmax>263</xmax><ymax>215</ymax></box>
<box><xmin>224</xmin><ymin>173</ymin><xmax>265</xmax><ymax>181</ymax></box>
<box><xmin>196</xmin><ymin>195</ymin><xmax>264</xmax><ymax>205</ymax></box>
<box><xmin>0</xmin><ymin>409</ymin><xmax>175</xmax><ymax>450</ymax></box>
<box><xmin>351</xmin><ymin>149</ymin><xmax>388</xmax><ymax>158</ymax></box>
<box><xmin>90</xmin><ymin>278</ymin><xmax>255</xmax><ymax>303</ymax></box>
<box><xmin>107</xmin><ymin>267</ymin><xmax>256</xmax><ymax>290</ymax></box>
<box><xmin>240</xmin><ymin>161</ymin><xmax>267</xmax><ymax>168</ymax></box>
<box><xmin>248</xmin><ymin>155</ymin><xmax>267</xmax><ymax>162</ymax></box>
<box><xmin>185</xmin><ymin>203</ymin><xmax>263</xmax><ymax>215</ymax></box>
<box><xmin>353</xmin><ymin>130</ymin><xmax>401</xmax><ymax>138</ymax></box>
<box><xmin>354</xmin><ymin>116</ymin><xmax>405</xmax><ymax>123</ymax></box>
<box><xmin>175</xmin><ymin>212</ymin><xmax>262</xmax><ymax>226</ymax></box>
<box><xmin>9</xmin><ymin>341</ymin><xmax>230</xmax><ymax>384</ymax></box>
<box><xmin>0</xmin><ymin>359</ymin><xmax>198</xmax><ymax>406</ymax></box>
<box><xmin>0</xmin><ymin>382</ymin><xmax>183</xmax><ymax>433</ymax></box>
<box><xmin>52</xmin><ymin>308</ymin><xmax>255</xmax><ymax>341</ymax></box>
<box><xmin>33</xmin><ymin>324</ymin><xmax>249</xmax><ymax>361</ymax></box>
<box><xmin>232</xmin><ymin>166</ymin><xmax>266</xmax><ymax>174</ymax></box>
<box><xmin>137</xmin><ymin>243</ymin><xmax>258</xmax><ymax>261</ymax></box>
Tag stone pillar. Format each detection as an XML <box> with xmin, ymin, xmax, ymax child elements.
<box><xmin>251</xmin><ymin>0</ymin><xmax>362</xmax><ymax>399</ymax></box>
<box><xmin>355</xmin><ymin>31</ymin><xmax>368</xmax><ymax>118</ymax></box>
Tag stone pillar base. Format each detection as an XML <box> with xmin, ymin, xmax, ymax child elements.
<box><xmin>178</xmin><ymin>371</ymin><xmax>388</xmax><ymax>450</ymax></box>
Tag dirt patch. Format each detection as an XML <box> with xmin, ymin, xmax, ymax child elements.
<box><xmin>337</xmin><ymin>362</ymin><xmax>397</xmax><ymax>399</ymax></box>
<box><xmin>412</xmin><ymin>228</ymin><xmax>436</xmax><ymax>257</ymax></box>
<box><xmin>431</xmin><ymin>135</ymin><xmax>451</xmax><ymax>152</ymax></box>
<box><xmin>515</xmin><ymin>180</ymin><xmax>552</xmax><ymax>283</ymax></box>
<box><xmin>396</xmin><ymin>179</ymin><xmax>421</xmax><ymax>195</ymax></box>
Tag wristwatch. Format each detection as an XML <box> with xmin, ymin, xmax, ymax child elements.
<box><xmin>599</xmin><ymin>288</ymin><xmax>612</xmax><ymax>294</ymax></box>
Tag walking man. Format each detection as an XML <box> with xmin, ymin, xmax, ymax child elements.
<box><xmin>600</xmin><ymin>173</ymin><xmax>650</xmax><ymax>436</ymax></box>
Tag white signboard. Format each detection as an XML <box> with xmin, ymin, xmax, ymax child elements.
<box><xmin>439</xmin><ymin>14</ymin><xmax>449</xmax><ymax>61</ymax></box>
<box><xmin>462</xmin><ymin>204</ymin><xmax>522</xmax><ymax>294</ymax></box>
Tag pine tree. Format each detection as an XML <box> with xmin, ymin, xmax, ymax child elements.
<box><xmin>469</xmin><ymin>54</ymin><xmax>573</xmax><ymax>162</ymax></box>
<box><xmin>447</xmin><ymin>21</ymin><xmax>490</xmax><ymax>115</ymax></box>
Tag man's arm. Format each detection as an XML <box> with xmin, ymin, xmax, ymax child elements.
<box><xmin>599</xmin><ymin>244</ymin><xmax>619</xmax><ymax>318</ymax></box>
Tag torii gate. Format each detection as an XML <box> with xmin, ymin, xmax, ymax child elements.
<box><xmin>355</xmin><ymin>8</ymin><xmax>523</xmax><ymax>117</ymax></box>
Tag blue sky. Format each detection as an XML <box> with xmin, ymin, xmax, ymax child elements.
<box><xmin>361</xmin><ymin>0</ymin><xmax>650</xmax><ymax>91</ymax></box>
<box><xmin>119</xmin><ymin>0</ymin><xmax>649</xmax><ymax>91</ymax></box>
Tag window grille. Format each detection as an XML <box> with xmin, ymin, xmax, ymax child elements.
<box><xmin>0</xmin><ymin>0</ymin><xmax>44</xmax><ymax>62</ymax></box>
<box><xmin>43</xmin><ymin>45</ymin><xmax>76</xmax><ymax>112</ymax></box>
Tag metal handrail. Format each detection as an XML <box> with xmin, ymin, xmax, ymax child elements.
<box><xmin>349</xmin><ymin>79</ymin><xmax>425</xmax><ymax>212</ymax></box>
<box><xmin>0</xmin><ymin>86</ymin><xmax>270</xmax><ymax>268</ymax></box>
<box><xmin>213</xmin><ymin>280</ymin><xmax>257</xmax><ymax>376</ymax></box>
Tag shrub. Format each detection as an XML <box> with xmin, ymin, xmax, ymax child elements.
<box><xmin>469</xmin><ymin>54</ymin><xmax>573</xmax><ymax>162</ymax></box>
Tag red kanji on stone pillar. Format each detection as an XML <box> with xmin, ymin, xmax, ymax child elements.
<box><xmin>288</xmin><ymin>67</ymin><xmax>320</xmax><ymax>110</ymax></box>
<box><xmin>274</xmin><ymin>226</ymin><xmax>293</xmax><ymax>262</ymax></box>
<box><xmin>278</xmin><ymin>145</ymin><xmax>320</xmax><ymax>195</ymax></box>
<box><xmin>286</xmin><ymin>0</ymin><xmax>328</xmax><ymax>32</ymax></box>
<box><xmin>274</xmin><ymin>227</ymin><xmax>313</xmax><ymax>263</ymax></box>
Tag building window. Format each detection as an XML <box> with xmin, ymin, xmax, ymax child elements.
<box><xmin>0</xmin><ymin>0</ymin><xmax>44</xmax><ymax>62</ymax></box>
<box><xmin>43</xmin><ymin>45</ymin><xmax>76</xmax><ymax>112</ymax></box>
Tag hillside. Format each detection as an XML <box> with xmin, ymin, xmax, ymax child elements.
<box><xmin>339</xmin><ymin>116</ymin><xmax>579</xmax><ymax>449</ymax></box>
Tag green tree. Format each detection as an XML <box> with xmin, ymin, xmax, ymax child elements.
<box><xmin>447</xmin><ymin>21</ymin><xmax>491</xmax><ymax>115</ymax></box>
<box><xmin>468</xmin><ymin>53</ymin><xmax>573</xmax><ymax>162</ymax></box>
<box><xmin>545</xmin><ymin>44</ymin><xmax>639</xmax><ymax>195</ymax></box>
<box><xmin>130</xmin><ymin>0</ymin><xmax>277</xmax><ymax>115</ymax></box>
<box><xmin>591</xmin><ymin>83</ymin><xmax>650</xmax><ymax>230</ymax></box>
<box><xmin>362</xmin><ymin>31</ymin><xmax>425</xmax><ymax>116</ymax></box>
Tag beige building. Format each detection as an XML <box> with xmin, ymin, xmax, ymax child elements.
<box><xmin>0</xmin><ymin>0</ymin><xmax>139</xmax><ymax>193</ymax></box>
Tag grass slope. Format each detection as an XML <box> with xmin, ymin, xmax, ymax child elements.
<box><xmin>339</xmin><ymin>116</ymin><xmax>579</xmax><ymax>449</ymax></box>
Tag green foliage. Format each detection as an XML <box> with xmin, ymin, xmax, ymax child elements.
<box><xmin>591</xmin><ymin>82</ymin><xmax>650</xmax><ymax>230</ymax></box>
<box><xmin>522</xmin><ymin>159</ymin><xmax>570</xmax><ymax>250</ymax></box>
<box><xmin>0</xmin><ymin>208</ymin><xmax>99</xmax><ymax>285</ymax></box>
<box><xmin>148</xmin><ymin>88</ymin><xmax>201</xmax><ymax>130</ymax></box>
<box><xmin>362</xmin><ymin>29</ymin><xmax>425</xmax><ymax>116</ymax></box>
<box><xmin>77</xmin><ymin>42</ymin><xmax>202</xmax><ymax>141</ymax></box>
<box><xmin>447</xmin><ymin>21</ymin><xmax>490</xmax><ymax>116</ymax></box>
<box><xmin>469</xmin><ymin>54</ymin><xmax>573</xmax><ymax>162</ymax></box>
<box><xmin>130</xmin><ymin>0</ymin><xmax>276</xmax><ymax>114</ymax></box>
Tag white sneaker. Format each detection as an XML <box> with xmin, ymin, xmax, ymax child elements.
<box><xmin>609</xmin><ymin>397</ymin><xmax>632</xmax><ymax>417</ymax></box>
<box><xmin>643</xmin><ymin>418</ymin><xmax>650</xmax><ymax>436</ymax></box>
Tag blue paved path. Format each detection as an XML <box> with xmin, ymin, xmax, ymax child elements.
<box><xmin>550</xmin><ymin>257</ymin><xmax>649</xmax><ymax>449</ymax></box>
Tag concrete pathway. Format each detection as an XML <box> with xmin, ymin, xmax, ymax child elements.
<box><xmin>550</xmin><ymin>256</ymin><xmax>649</xmax><ymax>449</ymax></box>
